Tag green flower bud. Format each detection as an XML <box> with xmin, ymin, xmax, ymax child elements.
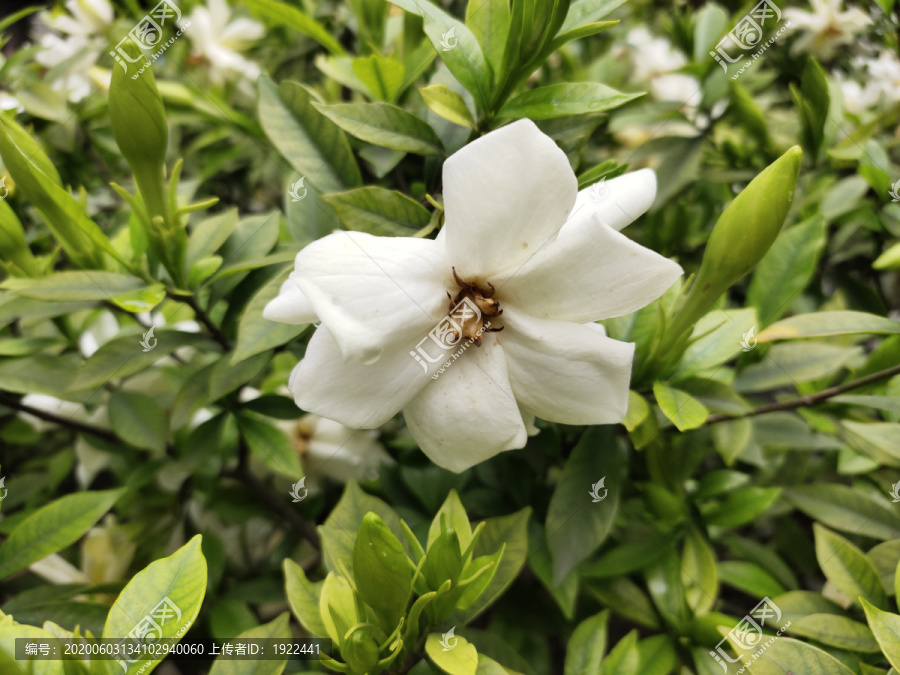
<box><xmin>108</xmin><ymin>40</ymin><xmax>169</xmax><ymax>224</ymax></box>
<box><xmin>663</xmin><ymin>146</ymin><xmax>802</xmax><ymax>354</ymax></box>
<box><xmin>344</xmin><ymin>630</ymin><xmax>381</xmax><ymax>674</ymax></box>
<box><xmin>353</xmin><ymin>513</ymin><xmax>412</xmax><ymax>630</ymax></box>
<box><xmin>421</xmin><ymin>528</ymin><xmax>463</xmax><ymax>592</ymax></box>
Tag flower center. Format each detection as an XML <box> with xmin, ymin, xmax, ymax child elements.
<box><xmin>447</xmin><ymin>267</ymin><xmax>504</xmax><ymax>346</ymax></box>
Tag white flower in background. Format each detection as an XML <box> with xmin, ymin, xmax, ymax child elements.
<box><xmin>837</xmin><ymin>52</ymin><xmax>900</xmax><ymax>114</ymax></box>
<box><xmin>78</xmin><ymin>310</ymin><xmax>119</xmax><ymax>357</ymax></box>
<box><xmin>0</xmin><ymin>92</ymin><xmax>23</xmax><ymax>113</ymax></box>
<box><xmin>18</xmin><ymin>393</ymin><xmax>90</xmax><ymax>431</ymax></box>
<box><xmin>277</xmin><ymin>414</ymin><xmax>394</xmax><ymax>487</ymax></box>
<box><xmin>43</xmin><ymin>0</ymin><xmax>113</xmax><ymax>36</ymax></box>
<box><xmin>625</xmin><ymin>28</ymin><xmax>699</xmax><ymax>107</ymax></box>
<box><xmin>181</xmin><ymin>0</ymin><xmax>265</xmax><ymax>87</ymax></box>
<box><xmin>265</xmin><ymin>120</ymin><xmax>682</xmax><ymax>472</ymax></box>
<box><xmin>784</xmin><ymin>0</ymin><xmax>871</xmax><ymax>60</ymax></box>
<box><xmin>34</xmin><ymin>0</ymin><xmax>114</xmax><ymax>103</ymax></box>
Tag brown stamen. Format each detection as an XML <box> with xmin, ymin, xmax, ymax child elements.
<box><xmin>447</xmin><ymin>267</ymin><xmax>504</xmax><ymax>346</ymax></box>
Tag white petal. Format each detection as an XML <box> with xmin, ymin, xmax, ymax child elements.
<box><xmin>562</xmin><ymin>169</ymin><xmax>657</xmax><ymax>236</ymax></box>
<box><xmin>291</xmin><ymin>231</ymin><xmax>449</xmax><ymax>364</ymax></box>
<box><xmin>500</xmin><ymin>309</ymin><xmax>634</xmax><ymax>425</ymax></box>
<box><xmin>441</xmin><ymin>119</ymin><xmax>577</xmax><ymax>279</ymax></box>
<box><xmin>221</xmin><ymin>17</ymin><xmax>266</xmax><ymax>46</ymax></box>
<box><xmin>288</xmin><ymin>326</ymin><xmax>433</xmax><ymax>429</ymax></box>
<box><xmin>263</xmin><ymin>275</ymin><xmax>317</xmax><ymax>325</ymax></box>
<box><xmin>495</xmin><ymin>212</ymin><xmax>683</xmax><ymax>323</ymax></box>
<box><xmin>403</xmin><ymin>335</ymin><xmax>527</xmax><ymax>473</ymax></box>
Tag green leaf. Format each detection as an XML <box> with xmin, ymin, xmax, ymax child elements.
<box><xmin>313</xmin><ymin>101</ymin><xmax>444</xmax><ymax>155</ymax></box>
<box><xmin>419</xmin><ymin>84</ymin><xmax>476</xmax><ymax>128</ymax></box>
<box><xmin>701</xmin><ymin>487</ymin><xmax>781</xmax><ymax>529</ymax></box>
<box><xmin>426</xmin><ymin>631</ymin><xmax>479</xmax><ymax>675</ymax></box>
<box><xmin>497</xmin><ymin>83</ymin><xmax>641</xmax><ymax>120</ymax></box>
<box><xmin>428</xmin><ymin>490</ymin><xmax>473</xmax><ymax>551</ymax></box>
<box><xmin>759</xmin><ymin>311</ymin><xmax>900</xmax><ymax>342</ymax></box>
<box><xmin>319</xmin><ymin>481</ymin><xmax>405</xmax><ymax>576</ymax></box>
<box><xmin>559</xmin><ymin>0</ymin><xmax>629</xmax><ymax>33</ymax></box>
<box><xmin>587</xmin><ymin>578</ymin><xmax>660</xmax><ymax>630</ymax></box>
<box><xmin>787</xmin><ymin>613</ymin><xmax>879</xmax><ymax>652</ymax></box>
<box><xmin>69</xmin><ymin>330</ymin><xmax>211</xmax><ymax>391</ymax></box>
<box><xmin>0</xmin><ymin>489</ymin><xmax>123</xmax><ymax>579</ymax></box>
<box><xmin>1</xmin><ymin>272</ymin><xmax>146</xmax><ymax>301</ymax></box>
<box><xmin>746</xmin><ymin>216</ymin><xmax>827</xmax><ymax>326</ymax></box>
<box><xmin>110</xmin><ymin>284</ymin><xmax>166</xmax><ymax>313</ymax></box>
<box><xmin>862</xmin><ymin>599</ymin><xmax>900</xmax><ymax>671</ymax></box>
<box><xmin>322</xmin><ymin>186</ymin><xmax>431</xmax><ymax>236</ymax></box>
<box><xmin>243</xmin><ymin>0</ymin><xmax>344</xmax><ymax>54</ymax></box>
<box><xmin>718</xmin><ymin>560</ymin><xmax>786</xmax><ymax>598</ymax></box>
<box><xmin>565</xmin><ymin>610</ymin><xmax>608</xmax><ymax>675</ymax></box>
<box><xmin>465</xmin><ymin>0</ymin><xmax>509</xmax><ymax>77</ymax></box>
<box><xmin>653</xmin><ymin>382</ymin><xmax>709</xmax><ymax>432</ymax></box>
<box><xmin>283</xmin><ymin>559</ymin><xmax>327</xmax><ymax>638</ymax></box>
<box><xmin>682</xmin><ymin>527</ymin><xmax>718</xmax><ymax>615</ymax></box>
<box><xmin>101</xmin><ymin>536</ymin><xmax>206</xmax><ymax>675</ymax></box>
<box><xmin>354</xmin><ymin>513</ymin><xmax>413</xmax><ymax>630</ymax></box>
<box><xmin>636</xmin><ymin>635</ymin><xmax>678</xmax><ymax>675</ymax></box>
<box><xmin>0</xmin><ymin>614</ymin><xmax>65</xmax><ymax>675</ymax></box>
<box><xmin>786</xmin><ymin>485</ymin><xmax>900</xmax><ymax>541</ymax></box>
<box><xmin>257</xmin><ymin>75</ymin><xmax>361</xmax><ymax>193</ymax></box>
<box><xmin>352</xmin><ymin>53</ymin><xmax>406</xmax><ymax>101</ymax></box>
<box><xmin>734</xmin><ymin>342</ymin><xmax>861</xmax><ymax>393</ymax></box>
<box><xmin>599</xmin><ymin>630</ymin><xmax>639</xmax><ymax>675</ymax></box>
<box><xmin>549</xmin><ymin>21</ymin><xmax>617</xmax><ymax>52</ymax></box>
<box><xmin>455</xmin><ymin>506</ymin><xmax>530</xmax><ymax>622</ymax></box>
<box><xmin>236</xmin><ymin>411</ymin><xmax>303</xmax><ymax>479</ymax></box>
<box><xmin>692</xmin><ymin>2</ymin><xmax>729</xmax><ymax>62</ymax></box>
<box><xmin>389</xmin><ymin>0</ymin><xmax>491</xmax><ymax>111</ymax></box>
<box><xmin>232</xmin><ymin>268</ymin><xmax>307</xmax><ymax>365</ymax></box>
<box><xmin>674</xmin><ymin>308</ymin><xmax>757</xmax><ymax>378</ymax></box>
<box><xmin>185</xmin><ymin>209</ymin><xmax>239</xmax><ymax>271</ymax></box>
<box><xmin>319</xmin><ymin>571</ymin><xmax>357</xmax><ymax>645</ymax></box>
<box><xmin>723</xmin><ymin>631</ymin><xmax>855</xmax><ymax>675</ymax></box>
<box><xmin>814</xmin><ymin>524</ymin><xmax>888</xmax><ymax>610</ymax></box>
<box><xmin>209</xmin><ymin>612</ymin><xmax>291</xmax><ymax>675</ymax></box>
<box><xmin>842</xmin><ymin>422</ymin><xmax>900</xmax><ymax>467</ymax></box>
<box><xmin>546</xmin><ymin>427</ymin><xmax>624</xmax><ymax>585</ymax></box>
<box><xmin>108</xmin><ymin>391</ymin><xmax>168</xmax><ymax>454</ymax></box>
<box><xmin>874</xmin><ymin>241</ymin><xmax>900</xmax><ymax>270</ymax></box>
<box><xmin>795</xmin><ymin>58</ymin><xmax>829</xmax><ymax>159</ymax></box>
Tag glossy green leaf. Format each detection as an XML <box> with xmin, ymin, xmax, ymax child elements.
<box><xmin>746</xmin><ymin>216</ymin><xmax>827</xmax><ymax>326</ymax></box>
<box><xmin>209</xmin><ymin>612</ymin><xmax>291</xmax><ymax>675</ymax></box>
<box><xmin>236</xmin><ymin>411</ymin><xmax>303</xmax><ymax>479</ymax></box>
<box><xmin>313</xmin><ymin>101</ymin><xmax>444</xmax><ymax>155</ymax></box>
<box><xmin>1</xmin><ymin>272</ymin><xmax>145</xmax><ymax>302</ymax></box>
<box><xmin>723</xmin><ymin>631</ymin><xmax>855</xmax><ymax>675</ymax></box>
<box><xmin>787</xmin><ymin>613</ymin><xmax>879</xmax><ymax>652</ymax></box>
<box><xmin>759</xmin><ymin>311</ymin><xmax>900</xmax><ymax>342</ymax></box>
<box><xmin>108</xmin><ymin>391</ymin><xmax>168</xmax><ymax>454</ymax></box>
<box><xmin>546</xmin><ymin>427</ymin><xmax>624</xmax><ymax>584</ymax></box>
<box><xmin>257</xmin><ymin>75</ymin><xmax>361</xmax><ymax>193</ymax></box>
<box><xmin>653</xmin><ymin>382</ymin><xmax>709</xmax><ymax>431</ymax></box>
<box><xmin>283</xmin><ymin>559</ymin><xmax>327</xmax><ymax>638</ymax></box>
<box><xmin>786</xmin><ymin>485</ymin><xmax>900</xmax><ymax>540</ymax></box>
<box><xmin>497</xmin><ymin>83</ymin><xmax>641</xmax><ymax>120</ymax></box>
<box><xmin>814</xmin><ymin>524</ymin><xmax>888</xmax><ymax>610</ymax></box>
<box><xmin>862</xmin><ymin>599</ymin><xmax>900</xmax><ymax>671</ymax></box>
<box><xmin>101</xmin><ymin>536</ymin><xmax>207</xmax><ymax>675</ymax></box>
<box><xmin>244</xmin><ymin>0</ymin><xmax>344</xmax><ymax>54</ymax></box>
<box><xmin>352</xmin><ymin>53</ymin><xmax>406</xmax><ymax>101</ymax></box>
<box><xmin>232</xmin><ymin>268</ymin><xmax>308</xmax><ymax>365</ymax></box>
<box><xmin>0</xmin><ymin>489</ymin><xmax>123</xmax><ymax>579</ymax></box>
<box><xmin>565</xmin><ymin>610</ymin><xmax>608</xmax><ymax>675</ymax></box>
<box><xmin>322</xmin><ymin>186</ymin><xmax>431</xmax><ymax>236</ymax></box>
<box><xmin>419</xmin><ymin>84</ymin><xmax>476</xmax><ymax>128</ymax></box>
<box><xmin>426</xmin><ymin>631</ymin><xmax>479</xmax><ymax>675</ymax></box>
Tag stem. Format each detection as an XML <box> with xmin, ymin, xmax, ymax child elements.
<box><xmin>706</xmin><ymin>363</ymin><xmax>900</xmax><ymax>425</ymax></box>
<box><xmin>168</xmin><ymin>292</ymin><xmax>231</xmax><ymax>350</ymax></box>
<box><xmin>221</xmin><ymin>459</ymin><xmax>320</xmax><ymax>551</ymax></box>
<box><xmin>0</xmin><ymin>393</ymin><xmax>119</xmax><ymax>443</ymax></box>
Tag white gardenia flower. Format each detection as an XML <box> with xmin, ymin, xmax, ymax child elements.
<box><xmin>43</xmin><ymin>0</ymin><xmax>113</xmax><ymax>37</ymax></box>
<box><xmin>265</xmin><ymin>121</ymin><xmax>682</xmax><ymax>472</ymax></box>
<box><xmin>277</xmin><ymin>414</ymin><xmax>394</xmax><ymax>486</ymax></box>
<box><xmin>784</xmin><ymin>0</ymin><xmax>871</xmax><ymax>60</ymax></box>
<box><xmin>181</xmin><ymin>0</ymin><xmax>265</xmax><ymax>87</ymax></box>
<box><xmin>625</xmin><ymin>28</ymin><xmax>699</xmax><ymax>106</ymax></box>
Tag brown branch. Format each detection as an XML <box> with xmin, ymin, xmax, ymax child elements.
<box><xmin>706</xmin><ymin>362</ymin><xmax>900</xmax><ymax>425</ymax></box>
<box><xmin>0</xmin><ymin>392</ymin><xmax>120</xmax><ymax>443</ymax></box>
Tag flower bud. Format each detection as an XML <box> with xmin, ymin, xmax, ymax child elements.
<box><xmin>108</xmin><ymin>40</ymin><xmax>169</xmax><ymax>223</ymax></box>
<box><xmin>663</xmin><ymin>146</ymin><xmax>802</xmax><ymax>352</ymax></box>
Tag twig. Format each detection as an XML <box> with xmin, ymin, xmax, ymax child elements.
<box><xmin>169</xmin><ymin>292</ymin><xmax>231</xmax><ymax>350</ymax></box>
<box><xmin>222</xmin><ymin>461</ymin><xmax>321</xmax><ymax>551</ymax></box>
<box><xmin>0</xmin><ymin>392</ymin><xmax>119</xmax><ymax>443</ymax></box>
<box><xmin>706</xmin><ymin>362</ymin><xmax>900</xmax><ymax>425</ymax></box>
